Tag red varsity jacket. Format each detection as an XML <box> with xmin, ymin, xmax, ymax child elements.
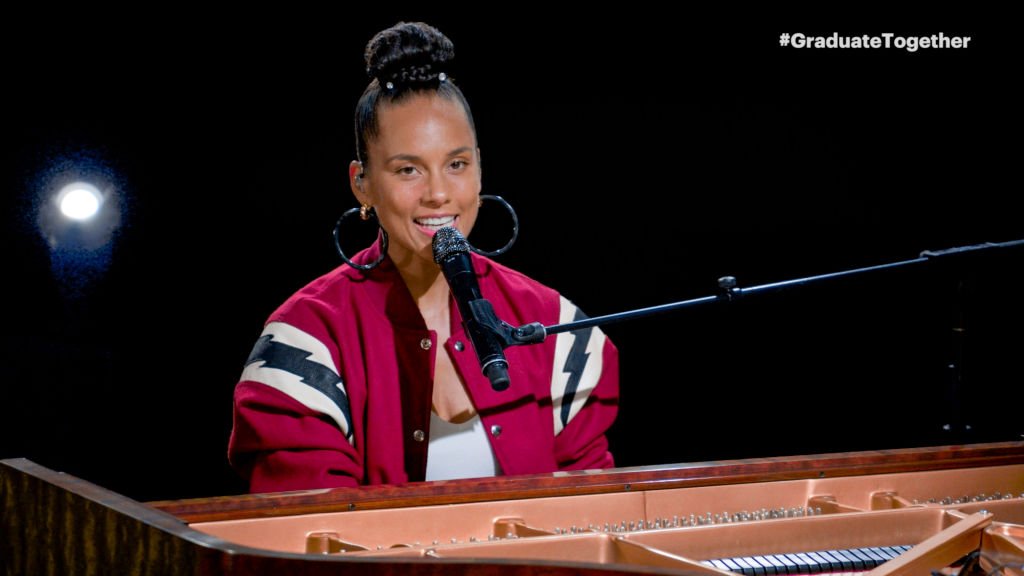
<box><xmin>228</xmin><ymin>241</ymin><xmax>619</xmax><ymax>492</ymax></box>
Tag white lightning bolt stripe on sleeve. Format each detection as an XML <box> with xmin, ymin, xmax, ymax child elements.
<box><xmin>240</xmin><ymin>321</ymin><xmax>353</xmax><ymax>442</ymax></box>
<box><xmin>550</xmin><ymin>296</ymin><xmax>606</xmax><ymax>436</ymax></box>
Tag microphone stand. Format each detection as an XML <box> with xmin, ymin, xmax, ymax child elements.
<box><xmin>473</xmin><ymin>237</ymin><xmax>1022</xmax><ymax>439</ymax></box>
<box><xmin>503</xmin><ymin>238</ymin><xmax>1024</xmax><ymax>346</ymax></box>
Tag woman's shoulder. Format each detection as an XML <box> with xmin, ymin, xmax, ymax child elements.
<box><xmin>470</xmin><ymin>253</ymin><xmax>575</xmax><ymax>327</ymax></box>
<box><xmin>270</xmin><ymin>262</ymin><xmax>385</xmax><ymax>323</ymax></box>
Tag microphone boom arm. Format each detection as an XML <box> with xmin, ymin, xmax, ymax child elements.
<box><xmin>498</xmin><ymin>238</ymin><xmax>1024</xmax><ymax>347</ymax></box>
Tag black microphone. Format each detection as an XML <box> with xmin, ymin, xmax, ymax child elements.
<box><xmin>432</xmin><ymin>226</ymin><xmax>511</xmax><ymax>391</ymax></box>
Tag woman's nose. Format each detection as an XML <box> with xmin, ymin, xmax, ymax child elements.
<box><xmin>422</xmin><ymin>172</ymin><xmax>449</xmax><ymax>205</ymax></box>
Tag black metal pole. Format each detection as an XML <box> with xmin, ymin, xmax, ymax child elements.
<box><xmin>507</xmin><ymin>239</ymin><xmax>1024</xmax><ymax>345</ymax></box>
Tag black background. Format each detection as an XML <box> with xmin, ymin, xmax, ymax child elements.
<box><xmin>2</xmin><ymin>11</ymin><xmax>1020</xmax><ymax>502</ymax></box>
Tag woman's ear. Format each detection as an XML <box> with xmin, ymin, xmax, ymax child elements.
<box><xmin>349</xmin><ymin>160</ymin><xmax>366</xmax><ymax>200</ymax></box>
<box><xmin>475</xmin><ymin>147</ymin><xmax>484</xmax><ymax>185</ymax></box>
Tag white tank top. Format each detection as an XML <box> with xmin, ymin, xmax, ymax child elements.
<box><xmin>425</xmin><ymin>412</ymin><xmax>502</xmax><ymax>481</ymax></box>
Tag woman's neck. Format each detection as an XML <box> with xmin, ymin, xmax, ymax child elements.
<box><xmin>394</xmin><ymin>255</ymin><xmax>451</xmax><ymax>322</ymax></box>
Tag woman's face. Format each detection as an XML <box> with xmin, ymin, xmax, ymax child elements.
<box><xmin>355</xmin><ymin>93</ymin><xmax>481</xmax><ymax>269</ymax></box>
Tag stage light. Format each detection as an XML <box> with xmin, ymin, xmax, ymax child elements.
<box><xmin>38</xmin><ymin>177</ymin><xmax>120</xmax><ymax>250</ymax></box>
<box><xmin>30</xmin><ymin>151</ymin><xmax>128</xmax><ymax>298</ymax></box>
<box><xmin>58</xmin><ymin>182</ymin><xmax>102</xmax><ymax>221</ymax></box>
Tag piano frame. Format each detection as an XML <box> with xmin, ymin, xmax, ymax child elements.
<box><xmin>3</xmin><ymin>441</ymin><xmax>1023</xmax><ymax>575</ymax></box>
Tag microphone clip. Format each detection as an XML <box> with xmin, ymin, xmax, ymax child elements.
<box><xmin>464</xmin><ymin>299</ymin><xmax>515</xmax><ymax>391</ymax></box>
<box><xmin>468</xmin><ymin>301</ymin><xmax>547</xmax><ymax>347</ymax></box>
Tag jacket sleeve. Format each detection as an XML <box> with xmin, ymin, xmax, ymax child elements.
<box><xmin>230</xmin><ymin>382</ymin><xmax>360</xmax><ymax>492</ymax></box>
<box><xmin>227</xmin><ymin>320</ymin><xmax>361</xmax><ymax>492</ymax></box>
<box><xmin>549</xmin><ymin>297</ymin><xmax>620</xmax><ymax>471</ymax></box>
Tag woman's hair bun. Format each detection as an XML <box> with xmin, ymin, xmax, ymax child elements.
<box><xmin>364</xmin><ymin>21</ymin><xmax>454</xmax><ymax>90</ymax></box>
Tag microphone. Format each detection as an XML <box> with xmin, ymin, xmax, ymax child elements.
<box><xmin>432</xmin><ymin>227</ymin><xmax>511</xmax><ymax>391</ymax></box>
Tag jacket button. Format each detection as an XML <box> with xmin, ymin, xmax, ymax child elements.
<box><xmin>419</xmin><ymin>338</ymin><xmax>431</xmax><ymax>350</ymax></box>
<box><xmin>413</xmin><ymin>429</ymin><xmax>425</xmax><ymax>442</ymax></box>
<box><xmin>490</xmin><ymin>425</ymin><xmax>502</xmax><ymax>438</ymax></box>
<box><xmin>454</xmin><ymin>341</ymin><xmax>465</xmax><ymax>352</ymax></box>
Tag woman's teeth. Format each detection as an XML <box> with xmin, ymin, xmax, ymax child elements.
<box><xmin>415</xmin><ymin>216</ymin><xmax>455</xmax><ymax>230</ymax></box>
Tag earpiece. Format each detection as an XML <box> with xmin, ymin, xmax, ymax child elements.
<box><xmin>354</xmin><ymin>160</ymin><xmax>365</xmax><ymax>188</ymax></box>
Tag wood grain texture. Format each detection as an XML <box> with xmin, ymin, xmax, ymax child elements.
<box><xmin>4</xmin><ymin>441</ymin><xmax>1023</xmax><ymax>575</ymax></box>
<box><xmin>1</xmin><ymin>459</ymin><xmax>700</xmax><ymax>575</ymax></box>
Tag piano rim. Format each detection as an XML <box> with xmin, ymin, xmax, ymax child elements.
<box><xmin>141</xmin><ymin>441</ymin><xmax>1024</xmax><ymax>523</ymax></box>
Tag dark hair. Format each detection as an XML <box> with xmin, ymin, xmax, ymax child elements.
<box><xmin>354</xmin><ymin>22</ymin><xmax>477</xmax><ymax>168</ymax></box>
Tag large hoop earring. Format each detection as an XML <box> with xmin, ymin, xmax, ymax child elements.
<box><xmin>469</xmin><ymin>195</ymin><xmax>519</xmax><ymax>257</ymax></box>
<box><xmin>333</xmin><ymin>206</ymin><xmax>388</xmax><ymax>271</ymax></box>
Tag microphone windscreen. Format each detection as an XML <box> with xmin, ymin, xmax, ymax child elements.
<box><xmin>432</xmin><ymin>226</ymin><xmax>471</xmax><ymax>263</ymax></box>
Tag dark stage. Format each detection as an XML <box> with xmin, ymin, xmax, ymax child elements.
<box><xmin>2</xmin><ymin>13</ymin><xmax>1018</xmax><ymax>501</ymax></box>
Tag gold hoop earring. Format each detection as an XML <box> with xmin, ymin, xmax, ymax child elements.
<box><xmin>334</xmin><ymin>206</ymin><xmax>388</xmax><ymax>271</ymax></box>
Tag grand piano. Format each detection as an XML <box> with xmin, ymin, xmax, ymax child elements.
<box><xmin>3</xmin><ymin>442</ymin><xmax>1023</xmax><ymax>575</ymax></box>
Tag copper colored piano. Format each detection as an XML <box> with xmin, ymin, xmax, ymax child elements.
<box><xmin>3</xmin><ymin>442</ymin><xmax>1023</xmax><ymax>575</ymax></box>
